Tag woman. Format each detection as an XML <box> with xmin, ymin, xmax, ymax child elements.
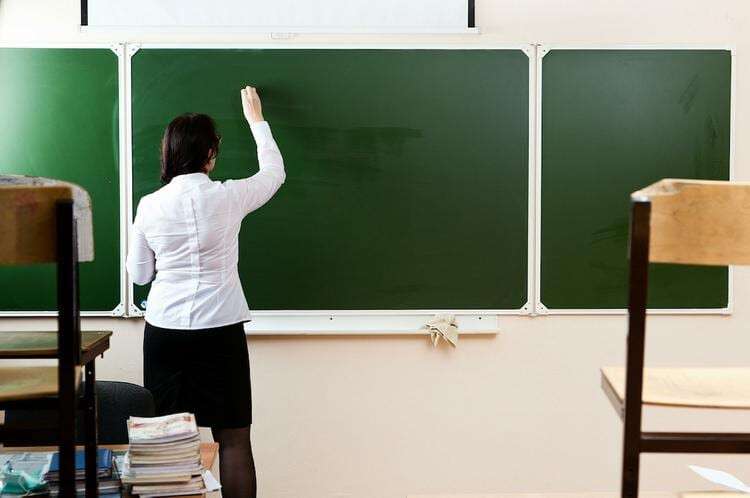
<box><xmin>126</xmin><ymin>86</ymin><xmax>284</xmax><ymax>498</ymax></box>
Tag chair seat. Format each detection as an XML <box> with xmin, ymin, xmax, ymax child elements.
<box><xmin>601</xmin><ymin>367</ymin><xmax>750</xmax><ymax>417</ymax></box>
<box><xmin>0</xmin><ymin>366</ymin><xmax>80</xmax><ymax>402</ymax></box>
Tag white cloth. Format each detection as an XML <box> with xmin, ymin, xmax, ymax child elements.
<box><xmin>424</xmin><ymin>314</ymin><xmax>459</xmax><ymax>347</ymax></box>
<box><xmin>126</xmin><ymin>121</ymin><xmax>285</xmax><ymax>329</ymax></box>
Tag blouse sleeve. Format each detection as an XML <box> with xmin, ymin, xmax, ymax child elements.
<box><xmin>126</xmin><ymin>200</ymin><xmax>156</xmax><ymax>286</ymax></box>
<box><xmin>224</xmin><ymin>121</ymin><xmax>286</xmax><ymax>216</ymax></box>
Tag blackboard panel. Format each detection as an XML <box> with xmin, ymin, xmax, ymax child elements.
<box><xmin>0</xmin><ymin>48</ymin><xmax>121</xmax><ymax>312</ymax></box>
<box><xmin>132</xmin><ymin>49</ymin><xmax>529</xmax><ymax>310</ymax></box>
<box><xmin>541</xmin><ymin>50</ymin><xmax>731</xmax><ymax>310</ymax></box>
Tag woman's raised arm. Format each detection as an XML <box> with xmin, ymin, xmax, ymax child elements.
<box><xmin>226</xmin><ymin>86</ymin><xmax>286</xmax><ymax>216</ymax></box>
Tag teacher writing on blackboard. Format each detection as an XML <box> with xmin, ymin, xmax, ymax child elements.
<box><xmin>126</xmin><ymin>86</ymin><xmax>284</xmax><ymax>498</ymax></box>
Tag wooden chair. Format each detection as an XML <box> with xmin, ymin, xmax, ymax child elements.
<box><xmin>600</xmin><ymin>179</ymin><xmax>750</xmax><ymax>498</ymax></box>
<box><xmin>0</xmin><ymin>175</ymin><xmax>111</xmax><ymax>497</ymax></box>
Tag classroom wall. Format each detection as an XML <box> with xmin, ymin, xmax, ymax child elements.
<box><xmin>3</xmin><ymin>1</ymin><xmax>750</xmax><ymax>496</ymax></box>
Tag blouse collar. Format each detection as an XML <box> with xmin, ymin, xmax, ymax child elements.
<box><xmin>170</xmin><ymin>172</ymin><xmax>211</xmax><ymax>185</ymax></box>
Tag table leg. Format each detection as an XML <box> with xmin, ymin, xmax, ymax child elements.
<box><xmin>84</xmin><ymin>361</ymin><xmax>98</xmax><ymax>498</ymax></box>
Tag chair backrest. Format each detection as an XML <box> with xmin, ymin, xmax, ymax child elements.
<box><xmin>3</xmin><ymin>381</ymin><xmax>156</xmax><ymax>446</ymax></box>
<box><xmin>632</xmin><ymin>179</ymin><xmax>750</xmax><ymax>266</ymax></box>
<box><xmin>0</xmin><ymin>175</ymin><xmax>93</xmax><ymax>265</ymax></box>
<box><xmin>96</xmin><ymin>381</ymin><xmax>156</xmax><ymax>444</ymax></box>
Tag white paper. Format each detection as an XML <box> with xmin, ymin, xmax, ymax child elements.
<box><xmin>689</xmin><ymin>465</ymin><xmax>750</xmax><ymax>493</ymax></box>
<box><xmin>202</xmin><ymin>470</ymin><xmax>222</xmax><ymax>492</ymax></box>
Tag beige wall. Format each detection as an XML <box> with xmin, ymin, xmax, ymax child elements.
<box><xmin>3</xmin><ymin>1</ymin><xmax>750</xmax><ymax>496</ymax></box>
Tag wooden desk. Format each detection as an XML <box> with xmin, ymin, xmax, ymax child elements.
<box><xmin>0</xmin><ymin>331</ymin><xmax>111</xmax><ymax>408</ymax></box>
<box><xmin>0</xmin><ymin>331</ymin><xmax>112</xmax><ymax>364</ymax></box>
<box><xmin>1</xmin><ymin>442</ymin><xmax>219</xmax><ymax>498</ymax></box>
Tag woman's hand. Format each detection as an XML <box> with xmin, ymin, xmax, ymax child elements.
<box><xmin>241</xmin><ymin>86</ymin><xmax>264</xmax><ymax>124</ymax></box>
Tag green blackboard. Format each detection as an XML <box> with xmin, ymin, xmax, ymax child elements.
<box><xmin>0</xmin><ymin>48</ymin><xmax>121</xmax><ymax>312</ymax></box>
<box><xmin>131</xmin><ymin>49</ymin><xmax>529</xmax><ymax>310</ymax></box>
<box><xmin>541</xmin><ymin>50</ymin><xmax>731</xmax><ymax>309</ymax></box>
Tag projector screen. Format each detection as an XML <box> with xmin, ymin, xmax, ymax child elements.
<box><xmin>85</xmin><ymin>0</ymin><xmax>473</xmax><ymax>32</ymax></box>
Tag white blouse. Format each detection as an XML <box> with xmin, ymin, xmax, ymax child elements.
<box><xmin>126</xmin><ymin>121</ymin><xmax>285</xmax><ymax>329</ymax></box>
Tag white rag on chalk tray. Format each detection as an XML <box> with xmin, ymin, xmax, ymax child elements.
<box><xmin>423</xmin><ymin>314</ymin><xmax>458</xmax><ymax>347</ymax></box>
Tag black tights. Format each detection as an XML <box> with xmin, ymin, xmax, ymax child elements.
<box><xmin>211</xmin><ymin>425</ymin><xmax>256</xmax><ymax>498</ymax></box>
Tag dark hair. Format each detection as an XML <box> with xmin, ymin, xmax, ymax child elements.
<box><xmin>160</xmin><ymin>113</ymin><xmax>221</xmax><ymax>183</ymax></box>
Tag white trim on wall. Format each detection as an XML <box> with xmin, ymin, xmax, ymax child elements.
<box><xmin>244</xmin><ymin>311</ymin><xmax>499</xmax><ymax>334</ymax></box>
<box><xmin>128</xmin><ymin>42</ymin><xmax>524</xmax><ymax>50</ymax></box>
<box><xmin>522</xmin><ymin>44</ymin><xmax>536</xmax><ymax>317</ymax></box>
<box><xmin>125</xmin><ymin>43</ymin><xmax>141</xmax><ymax>317</ymax></box>
<box><xmin>114</xmin><ymin>42</ymin><xmax>128</xmax><ymax>317</ymax></box>
<box><xmin>532</xmin><ymin>43</ymin><xmax>545</xmax><ymax>316</ymax></box>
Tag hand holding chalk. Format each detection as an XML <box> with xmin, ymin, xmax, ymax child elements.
<box><xmin>241</xmin><ymin>86</ymin><xmax>264</xmax><ymax>124</ymax></box>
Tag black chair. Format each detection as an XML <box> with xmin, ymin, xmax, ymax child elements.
<box><xmin>4</xmin><ymin>381</ymin><xmax>155</xmax><ymax>445</ymax></box>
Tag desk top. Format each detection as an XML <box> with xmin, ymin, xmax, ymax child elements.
<box><xmin>0</xmin><ymin>331</ymin><xmax>112</xmax><ymax>363</ymax></box>
<box><xmin>2</xmin><ymin>442</ymin><xmax>219</xmax><ymax>498</ymax></box>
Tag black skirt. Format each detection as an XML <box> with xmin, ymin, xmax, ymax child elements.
<box><xmin>143</xmin><ymin>321</ymin><xmax>252</xmax><ymax>429</ymax></box>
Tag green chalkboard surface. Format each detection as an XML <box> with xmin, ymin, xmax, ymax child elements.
<box><xmin>541</xmin><ymin>50</ymin><xmax>731</xmax><ymax>309</ymax></box>
<box><xmin>132</xmin><ymin>49</ymin><xmax>529</xmax><ymax>310</ymax></box>
<box><xmin>0</xmin><ymin>48</ymin><xmax>121</xmax><ymax>312</ymax></box>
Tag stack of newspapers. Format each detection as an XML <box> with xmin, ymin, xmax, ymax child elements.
<box><xmin>121</xmin><ymin>413</ymin><xmax>207</xmax><ymax>497</ymax></box>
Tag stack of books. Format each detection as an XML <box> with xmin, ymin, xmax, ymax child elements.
<box><xmin>121</xmin><ymin>413</ymin><xmax>207</xmax><ymax>497</ymax></box>
<box><xmin>45</xmin><ymin>448</ymin><xmax>121</xmax><ymax>496</ymax></box>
